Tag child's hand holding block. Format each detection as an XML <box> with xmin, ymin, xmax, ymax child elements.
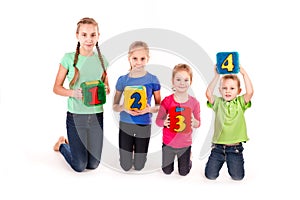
<box><xmin>124</xmin><ymin>86</ymin><xmax>147</xmax><ymax>111</ymax></box>
<box><xmin>80</xmin><ymin>80</ymin><xmax>106</xmax><ymax>106</ymax></box>
<box><xmin>169</xmin><ymin>106</ymin><xmax>192</xmax><ymax>134</ymax></box>
<box><xmin>216</xmin><ymin>52</ymin><xmax>240</xmax><ymax>74</ymax></box>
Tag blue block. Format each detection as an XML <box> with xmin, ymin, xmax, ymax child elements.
<box><xmin>216</xmin><ymin>52</ymin><xmax>239</xmax><ymax>74</ymax></box>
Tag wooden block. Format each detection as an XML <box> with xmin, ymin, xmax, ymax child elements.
<box><xmin>124</xmin><ymin>86</ymin><xmax>147</xmax><ymax>111</ymax></box>
<box><xmin>216</xmin><ymin>52</ymin><xmax>239</xmax><ymax>74</ymax></box>
<box><xmin>80</xmin><ymin>80</ymin><xmax>106</xmax><ymax>106</ymax></box>
<box><xmin>169</xmin><ymin>106</ymin><xmax>192</xmax><ymax>134</ymax></box>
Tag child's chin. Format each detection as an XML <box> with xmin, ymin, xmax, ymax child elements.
<box><xmin>224</xmin><ymin>97</ymin><xmax>233</xmax><ymax>101</ymax></box>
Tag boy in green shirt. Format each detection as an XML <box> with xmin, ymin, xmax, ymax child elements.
<box><xmin>205</xmin><ymin>66</ymin><xmax>254</xmax><ymax>180</ymax></box>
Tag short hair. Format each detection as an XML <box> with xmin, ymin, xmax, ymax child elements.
<box><xmin>221</xmin><ymin>74</ymin><xmax>241</xmax><ymax>88</ymax></box>
<box><xmin>172</xmin><ymin>63</ymin><xmax>193</xmax><ymax>83</ymax></box>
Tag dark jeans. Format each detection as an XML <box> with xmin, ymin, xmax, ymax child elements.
<box><xmin>205</xmin><ymin>143</ymin><xmax>245</xmax><ymax>180</ymax></box>
<box><xmin>59</xmin><ymin>112</ymin><xmax>104</xmax><ymax>172</ymax></box>
<box><xmin>162</xmin><ymin>144</ymin><xmax>192</xmax><ymax>176</ymax></box>
<box><xmin>119</xmin><ymin>122</ymin><xmax>151</xmax><ymax>171</ymax></box>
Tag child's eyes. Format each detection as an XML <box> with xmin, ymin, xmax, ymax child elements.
<box><xmin>81</xmin><ymin>33</ymin><xmax>96</xmax><ymax>37</ymax></box>
<box><xmin>132</xmin><ymin>57</ymin><xmax>146</xmax><ymax>61</ymax></box>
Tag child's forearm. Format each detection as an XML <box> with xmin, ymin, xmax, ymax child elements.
<box><xmin>113</xmin><ymin>104</ymin><xmax>123</xmax><ymax>112</ymax></box>
<box><xmin>155</xmin><ymin>106</ymin><xmax>167</xmax><ymax>127</ymax></box>
<box><xmin>206</xmin><ymin>74</ymin><xmax>220</xmax><ymax>103</ymax></box>
<box><xmin>150</xmin><ymin>105</ymin><xmax>160</xmax><ymax>113</ymax></box>
<box><xmin>240</xmin><ymin>67</ymin><xmax>254</xmax><ymax>103</ymax></box>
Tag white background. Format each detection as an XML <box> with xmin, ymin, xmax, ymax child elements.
<box><xmin>0</xmin><ymin>0</ymin><xmax>299</xmax><ymax>199</ymax></box>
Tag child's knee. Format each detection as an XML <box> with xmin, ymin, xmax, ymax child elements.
<box><xmin>231</xmin><ymin>174</ymin><xmax>244</xmax><ymax>180</ymax></box>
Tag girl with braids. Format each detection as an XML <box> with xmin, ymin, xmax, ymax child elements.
<box><xmin>53</xmin><ymin>17</ymin><xmax>110</xmax><ymax>172</ymax></box>
<box><xmin>113</xmin><ymin>41</ymin><xmax>161</xmax><ymax>171</ymax></box>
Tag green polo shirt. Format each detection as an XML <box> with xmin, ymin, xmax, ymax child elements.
<box><xmin>207</xmin><ymin>95</ymin><xmax>251</xmax><ymax>144</ymax></box>
<box><xmin>61</xmin><ymin>52</ymin><xmax>109</xmax><ymax>114</ymax></box>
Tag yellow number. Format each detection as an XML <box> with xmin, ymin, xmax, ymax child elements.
<box><xmin>221</xmin><ymin>53</ymin><xmax>234</xmax><ymax>72</ymax></box>
<box><xmin>174</xmin><ymin>115</ymin><xmax>186</xmax><ymax>132</ymax></box>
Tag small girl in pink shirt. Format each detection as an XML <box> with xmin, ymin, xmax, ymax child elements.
<box><xmin>156</xmin><ymin>64</ymin><xmax>200</xmax><ymax>176</ymax></box>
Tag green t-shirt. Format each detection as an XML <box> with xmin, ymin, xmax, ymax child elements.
<box><xmin>207</xmin><ymin>95</ymin><xmax>251</xmax><ymax>144</ymax></box>
<box><xmin>61</xmin><ymin>52</ymin><xmax>109</xmax><ymax>114</ymax></box>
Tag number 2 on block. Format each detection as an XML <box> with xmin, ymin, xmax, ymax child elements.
<box><xmin>130</xmin><ymin>92</ymin><xmax>142</xmax><ymax>110</ymax></box>
<box><xmin>221</xmin><ymin>53</ymin><xmax>235</xmax><ymax>72</ymax></box>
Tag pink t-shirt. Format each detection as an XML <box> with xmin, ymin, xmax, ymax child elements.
<box><xmin>156</xmin><ymin>94</ymin><xmax>200</xmax><ymax>148</ymax></box>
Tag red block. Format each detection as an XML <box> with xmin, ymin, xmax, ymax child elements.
<box><xmin>169</xmin><ymin>106</ymin><xmax>192</xmax><ymax>134</ymax></box>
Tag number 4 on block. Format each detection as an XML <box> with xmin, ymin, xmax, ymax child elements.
<box><xmin>216</xmin><ymin>52</ymin><xmax>240</xmax><ymax>74</ymax></box>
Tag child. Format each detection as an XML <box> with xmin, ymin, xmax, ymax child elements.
<box><xmin>113</xmin><ymin>41</ymin><xmax>161</xmax><ymax>171</ymax></box>
<box><xmin>156</xmin><ymin>64</ymin><xmax>200</xmax><ymax>176</ymax></box>
<box><xmin>53</xmin><ymin>17</ymin><xmax>110</xmax><ymax>172</ymax></box>
<box><xmin>204</xmin><ymin>66</ymin><xmax>254</xmax><ymax>180</ymax></box>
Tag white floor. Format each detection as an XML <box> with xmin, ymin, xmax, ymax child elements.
<box><xmin>1</xmin><ymin>0</ymin><xmax>300</xmax><ymax>199</ymax></box>
<box><xmin>1</xmin><ymin>115</ymin><xmax>298</xmax><ymax>200</ymax></box>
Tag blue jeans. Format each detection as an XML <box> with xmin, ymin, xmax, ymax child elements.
<box><xmin>205</xmin><ymin>143</ymin><xmax>245</xmax><ymax>180</ymax></box>
<box><xmin>59</xmin><ymin>112</ymin><xmax>104</xmax><ymax>172</ymax></box>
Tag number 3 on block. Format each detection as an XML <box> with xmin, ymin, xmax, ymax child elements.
<box><xmin>216</xmin><ymin>52</ymin><xmax>239</xmax><ymax>74</ymax></box>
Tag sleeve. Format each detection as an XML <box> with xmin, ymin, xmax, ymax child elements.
<box><xmin>152</xmin><ymin>75</ymin><xmax>161</xmax><ymax>92</ymax></box>
<box><xmin>115</xmin><ymin>76</ymin><xmax>124</xmax><ymax>92</ymax></box>
<box><xmin>239</xmin><ymin>95</ymin><xmax>252</xmax><ymax>111</ymax></box>
<box><xmin>102</xmin><ymin>55</ymin><xmax>109</xmax><ymax>69</ymax></box>
<box><xmin>207</xmin><ymin>95</ymin><xmax>219</xmax><ymax>111</ymax></box>
<box><xmin>60</xmin><ymin>53</ymin><xmax>74</xmax><ymax>70</ymax></box>
<box><xmin>155</xmin><ymin>98</ymin><xmax>168</xmax><ymax>127</ymax></box>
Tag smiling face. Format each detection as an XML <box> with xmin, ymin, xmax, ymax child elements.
<box><xmin>219</xmin><ymin>75</ymin><xmax>241</xmax><ymax>101</ymax></box>
<box><xmin>76</xmin><ymin>23</ymin><xmax>99</xmax><ymax>55</ymax></box>
<box><xmin>128</xmin><ymin>48</ymin><xmax>149</xmax><ymax>72</ymax></box>
<box><xmin>172</xmin><ymin>70</ymin><xmax>191</xmax><ymax>93</ymax></box>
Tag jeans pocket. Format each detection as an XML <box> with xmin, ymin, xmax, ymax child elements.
<box><xmin>234</xmin><ymin>145</ymin><xmax>244</xmax><ymax>154</ymax></box>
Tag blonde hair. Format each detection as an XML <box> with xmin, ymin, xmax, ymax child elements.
<box><xmin>128</xmin><ymin>41</ymin><xmax>149</xmax><ymax>70</ymax></box>
<box><xmin>69</xmin><ymin>17</ymin><xmax>106</xmax><ymax>88</ymax></box>
<box><xmin>172</xmin><ymin>63</ymin><xmax>193</xmax><ymax>84</ymax></box>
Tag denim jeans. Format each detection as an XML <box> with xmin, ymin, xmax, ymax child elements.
<box><xmin>205</xmin><ymin>143</ymin><xmax>245</xmax><ymax>180</ymax></box>
<box><xmin>59</xmin><ymin>112</ymin><xmax>104</xmax><ymax>172</ymax></box>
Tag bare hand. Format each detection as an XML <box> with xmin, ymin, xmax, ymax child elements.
<box><xmin>164</xmin><ymin>114</ymin><xmax>170</xmax><ymax>128</ymax></box>
<box><xmin>72</xmin><ymin>88</ymin><xmax>83</xmax><ymax>99</ymax></box>
<box><xmin>126</xmin><ymin>104</ymin><xmax>151</xmax><ymax>116</ymax></box>
<box><xmin>105</xmin><ymin>85</ymin><xmax>110</xmax><ymax>95</ymax></box>
<box><xmin>191</xmin><ymin>118</ymin><xmax>200</xmax><ymax>128</ymax></box>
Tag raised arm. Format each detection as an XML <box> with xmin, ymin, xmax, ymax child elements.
<box><xmin>206</xmin><ymin>65</ymin><xmax>220</xmax><ymax>104</ymax></box>
<box><xmin>239</xmin><ymin>66</ymin><xmax>254</xmax><ymax>103</ymax></box>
